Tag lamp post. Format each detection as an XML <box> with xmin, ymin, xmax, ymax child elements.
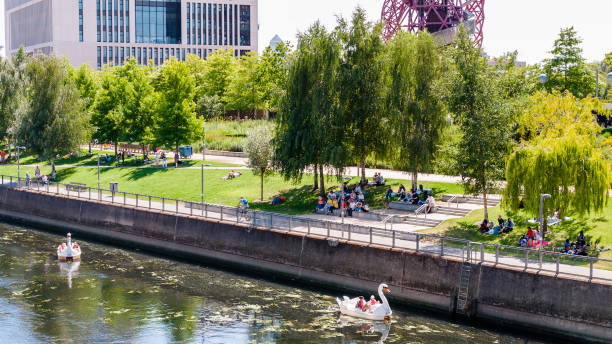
<box><xmin>539</xmin><ymin>194</ymin><xmax>552</xmax><ymax>264</ymax></box>
<box><xmin>538</xmin><ymin>74</ymin><xmax>548</xmax><ymax>85</ymax></box>
<box><xmin>97</xmin><ymin>154</ymin><xmax>101</xmax><ymax>190</ymax></box>
<box><xmin>201</xmin><ymin>121</ymin><xmax>205</xmax><ymax>206</ymax></box>
<box><xmin>16</xmin><ymin>146</ymin><xmax>26</xmax><ymax>184</ymax></box>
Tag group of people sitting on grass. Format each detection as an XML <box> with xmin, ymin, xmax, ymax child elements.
<box><xmin>222</xmin><ymin>170</ymin><xmax>242</xmax><ymax>180</ymax></box>
<box><xmin>560</xmin><ymin>231</ymin><xmax>589</xmax><ymax>256</ymax></box>
<box><xmin>315</xmin><ymin>185</ymin><xmax>371</xmax><ymax>216</ymax></box>
<box><xmin>370</xmin><ymin>172</ymin><xmax>386</xmax><ymax>186</ymax></box>
<box><xmin>480</xmin><ymin>215</ymin><xmax>515</xmax><ymax>235</ymax></box>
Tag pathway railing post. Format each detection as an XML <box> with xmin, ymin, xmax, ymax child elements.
<box><xmin>123</xmin><ymin>192</ymin><xmax>126</xmax><ymax>205</ymax></box>
<box><xmin>416</xmin><ymin>233</ymin><xmax>420</xmax><ymax>252</ymax></box>
<box><xmin>480</xmin><ymin>243</ymin><xmax>485</xmax><ymax>263</ymax></box>
<box><xmin>495</xmin><ymin>245</ymin><xmax>499</xmax><ymax>265</ymax></box>
<box><xmin>162</xmin><ymin>197</ymin><xmax>165</xmax><ymax>211</ymax></box>
<box><xmin>289</xmin><ymin>217</ymin><xmax>293</xmax><ymax>231</ymax></box>
<box><xmin>148</xmin><ymin>195</ymin><xmax>151</xmax><ymax>209</ymax></box>
<box><xmin>392</xmin><ymin>230</ymin><xmax>395</xmax><ymax>248</ymax></box>
<box><xmin>525</xmin><ymin>250</ymin><xmax>529</xmax><ymax>269</ymax></box>
<box><xmin>348</xmin><ymin>224</ymin><xmax>351</xmax><ymax>241</ymax></box>
<box><xmin>327</xmin><ymin>221</ymin><xmax>330</xmax><ymax>238</ymax></box>
<box><xmin>590</xmin><ymin>259</ymin><xmax>593</xmax><ymax>281</ymax></box>
<box><xmin>136</xmin><ymin>194</ymin><xmax>138</xmax><ymax>208</ymax></box>
<box><xmin>220</xmin><ymin>207</ymin><xmax>224</xmax><ymax>221</ymax></box>
<box><xmin>369</xmin><ymin>227</ymin><xmax>373</xmax><ymax>244</ymax></box>
<box><xmin>89</xmin><ymin>187</ymin><xmax>91</xmax><ymax>200</ymax></box>
<box><xmin>307</xmin><ymin>220</ymin><xmax>311</xmax><ymax>235</ymax></box>
<box><xmin>440</xmin><ymin>238</ymin><xmax>444</xmax><ymax>257</ymax></box>
<box><xmin>176</xmin><ymin>200</ymin><xmax>178</xmax><ymax>213</ymax></box>
<box><xmin>555</xmin><ymin>254</ymin><xmax>560</xmax><ymax>276</ymax></box>
<box><xmin>205</xmin><ymin>203</ymin><xmax>208</xmax><ymax>218</ymax></box>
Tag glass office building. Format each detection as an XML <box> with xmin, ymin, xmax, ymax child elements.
<box><xmin>4</xmin><ymin>0</ymin><xmax>259</xmax><ymax>69</ymax></box>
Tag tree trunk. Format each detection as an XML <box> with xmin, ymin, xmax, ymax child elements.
<box><xmin>319</xmin><ymin>164</ymin><xmax>325</xmax><ymax>197</ymax></box>
<box><xmin>411</xmin><ymin>171</ymin><xmax>418</xmax><ymax>192</ymax></box>
<box><xmin>313</xmin><ymin>164</ymin><xmax>319</xmax><ymax>190</ymax></box>
<box><xmin>141</xmin><ymin>144</ymin><xmax>148</xmax><ymax>161</ymax></box>
<box><xmin>51</xmin><ymin>159</ymin><xmax>56</xmax><ymax>175</ymax></box>
<box><xmin>7</xmin><ymin>138</ymin><xmax>12</xmax><ymax>159</ymax></box>
<box><xmin>114</xmin><ymin>142</ymin><xmax>118</xmax><ymax>168</ymax></box>
<box><xmin>360</xmin><ymin>156</ymin><xmax>366</xmax><ymax>185</ymax></box>
<box><xmin>260</xmin><ymin>168</ymin><xmax>264</xmax><ymax>201</ymax></box>
<box><xmin>88</xmin><ymin>142</ymin><xmax>92</xmax><ymax>155</ymax></box>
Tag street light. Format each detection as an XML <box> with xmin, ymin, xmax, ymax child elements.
<box><xmin>16</xmin><ymin>146</ymin><xmax>26</xmax><ymax>185</ymax></box>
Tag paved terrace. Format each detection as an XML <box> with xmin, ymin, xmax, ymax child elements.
<box><xmin>2</xmin><ymin>176</ymin><xmax>610</xmax><ymax>283</ymax></box>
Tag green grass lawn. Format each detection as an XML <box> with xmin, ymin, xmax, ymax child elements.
<box><xmin>1</xmin><ymin>149</ymin><xmax>240</xmax><ymax>168</ymax></box>
<box><xmin>200</xmin><ymin>119</ymin><xmax>275</xmax><ymax>152</ymax></box>
<box><xmin>0</xmin><ymin>164</ymin><xmax>463</xmax><ymax>215</ymax></box>
<box><xmin>420</xmin><ymin>199</ymin><xmax>612</xmax><ymax>269</ymax></box>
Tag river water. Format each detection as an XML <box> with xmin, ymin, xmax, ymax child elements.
<box><xmin>0</xmin><ymin>222</ymin><xmax>551</xmax><ymax>343</ymax></box>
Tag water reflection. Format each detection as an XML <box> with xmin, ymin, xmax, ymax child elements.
<box><xmin>0</xmin><ymin>223</ymin><xmax>550</xmax><ymax>343</ymax></box>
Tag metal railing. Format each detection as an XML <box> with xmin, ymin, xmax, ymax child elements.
<box><xmin>1</xmin><ymin>174</ymin><xmax>610</xmax><ymax>282</ymax></box>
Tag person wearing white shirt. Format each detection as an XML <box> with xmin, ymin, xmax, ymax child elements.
<box><xmin>426</xmin><ymin>194</ymin><xmax>436</xmax><ymax>213</ymax></box>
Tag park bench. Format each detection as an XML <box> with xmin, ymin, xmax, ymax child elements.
<box><xmin>66</xmin><ymin>182</ymin><xmax>87</xmax><ymax>192</ymax></box>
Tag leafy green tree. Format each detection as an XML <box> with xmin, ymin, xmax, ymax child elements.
<box><xmin>0</xmin><ymin>47</ymin><xmax>27</xmax><ymax>158</ymax></box>
<box><xmin>541</xmin><ymin>27</ymin><xmax>594</xmax><ymax>98</ymax></box>
<box><xmin>274</xmin><ymin>22</ymin><xmax>343</xmax><ymax>196</ymax></box>
<box><xmin>196</xmin><ymin>94</ymin><xmax>224</xmax><ymax>120</ymax></box>
<box><xmin>245</xmin><ymin>126</ymin><xmax>274</xmax><ymax>201</ymax></box>
<box><xmin>505</xmin><ymin>135</ymin><xmax>608</xmax><ymax>219</ymax></box>
<box><xmin>17</xmin><ymin>55</ymin><xmax>89</xmax><ymax>172</ymax></box>
<box><xmin>202</xmin><ymin>48</ymin><xmax>236</xmax><ymax>100</ymax></box>
<box><xmin>71</xmin><ymin>64</ymin><xmax>99</xmax><ymax>154</ymax></box>
<box><xmin>255</xmin><ymin>42</ymin><xmax>291</xmax><ymax>113</ymax></box>
<box><xmin>386</xmin><ymin>30</ymin><xmax>447</xmax><ymax>190</ymax></box>
<box><xmin>449</xmin><ymin>26</ymin><xmax>511</xmax><ymax>221</ymax></box>
<box><xmin>118</xmin><ymin>58</ymin><xmax>157</xmax><ymax>159</ymax></box>
<box><xmin>92</xmin><ymin>66</ymin><xmax>129</xmax><ymax>163</ymax></box>
<box><xmin>337</xmin><ymin>8</ymin><xmax>388</xmax><ymax>183</ymax></box>
<box><xmin>224</xmin><ymin>52</ymin><xmax>261</xmax><ymax>116</ymax></box>
<box><xmin>153</xmin><ymin>58</ymin><xmax>201</xmax><ymax>168</ymax></box>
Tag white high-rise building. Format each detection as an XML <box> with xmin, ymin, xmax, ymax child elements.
<box><xmin>4</xmin><ymin>0</ymin><xmax>258</xmax><ymax>69</ymax></box>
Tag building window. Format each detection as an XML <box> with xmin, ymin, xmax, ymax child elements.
<box><xmin>228</xmin><ymin>5</ymin><xmax>232</xmax><ymax>45</ymax></box>
<box><xmin>240</xmin><ymin>5</ymin><xmax>250</xmax><ymax>46</ymax></box>
<box><xmin>108</xmin><ymin>0</ymin><xmax>113</xmax><ymax>42</ymax></box>
<box><xmin>192</xmin><ymin>3</ymin><xmax>196</xmax><ymax>45</ymax></box>
<box><xmin>102</xmin><ymin>0</ymin><xmax>107</xmax><ymax>42</ymax></box>
<box><xmin>186</xmin><ymin>3</ymin><xmax>190</xmax><ymax>44</ymax></box>
<box><xmin>108</xmin><ymin>46</ymin><xmax>113</xmax><ymax>64</ymax></box>
<box><xmin>197</xmin><ymin>3</ymin><xmax>201</xmax><ymax>45</ymax></box>
<box><xmin>126</xmin><ymin>0</ymin><xmax>130</xmax><ymax>42</ymax></box>
<box><xmin>213</xmin><ymin>4</ymin><xmax>217</xmax><ymax>45</ymax></box>
<box><xmin>234</xmin><ymin>5</ymin><xmax>238</xmax><ymax>45</ymax></box>
<box><xmin>143</xmin><ymin>48</ymin><xmax>147</xmax><ymax>64</ymax></box>
<box><xmin>223</xmin><ymin>4</ymin><xmax>227</xmax><ymax>45</ymax></box>
<box><xmin>202</xmin><ymin>4</ymin><xmax>206</xmax><ymax>45</ymax></box>
<box><xmin>135</xmin><ymin>0</ymin><xmax>181</xmax><ymax>44</ymax></box>
<box><xmin>97</xmin><ymin>0</ymin><xmax>101</xmax><ymax>42</ymax></box>
<box><xmin>79</xmin><ymin>0</ymin><xmax>84</xmax><ymax>42</ymax></box>
<box><xmin>120</xmin><ymin>0</ymin><xmax>124</xmax><ymax>42</ymax></box>
<box><xmin>97</xmin><ymin>46</ymin><xmax>102</xmax><ymax>69</ymax></box>
<box><xmin>154</xmin><ymin>48</ymin><xmax>158</xmax><ymax>65</ymax></box>
<box><xmin>208</xmin><ymin>4</ymin><xmax>212</xmax><ymax>45</ymax></box>
<box><xmin>217</xmin><ymin>4</ymin><xmax>222</xmax><ymax>45</ymax></box>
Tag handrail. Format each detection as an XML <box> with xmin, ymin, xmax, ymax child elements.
<box><xmin>1</xmin><ymin>173</ymin><xmax>610</xmax><ymax>282</ymax></box>
<box><xmin>414</xmin><ymin>204</ymin><xmax>428</xmax><ymax>217</ymax></box>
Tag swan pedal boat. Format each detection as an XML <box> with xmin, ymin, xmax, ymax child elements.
<box><xmin>57</xmin><ymin>233</ymin><xmax>81</xmax><ymax>262</ymax></box>
<box><xmin>336</xmin><ymin>283</ymin><xmax>392</xmax><ymax>321</ymax></box>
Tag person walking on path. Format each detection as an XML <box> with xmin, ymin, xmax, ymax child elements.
<box><xmin>161</xmin><ymin>151</ymin><xmax>167</xmax><ymax>168</ymax></box>
<box><xmin>155</xmin><ymin>152</ymin><xmax>159</xmax><ymax>167</ymax></box>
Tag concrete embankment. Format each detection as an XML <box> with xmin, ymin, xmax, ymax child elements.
<box><xmin>0</xmin><ymin>187</ymin><xmax>610</xmax><ymax>342</ymax></box>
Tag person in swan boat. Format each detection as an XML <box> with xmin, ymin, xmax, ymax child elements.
<box><xmin>369</xmin><ymin>295</ymin><xmax>377</xmax><ymax>306</ymax></box>
<box><xmin>356</xmin><ymin>296</ymin><xmax>366</xmax><ymax>311</ymax></box>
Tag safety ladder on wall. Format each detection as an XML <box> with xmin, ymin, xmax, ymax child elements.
<box><xmin>457</xmin><ymin>243</ymin><xmax>472</xmax><ymax>312</ymax></box>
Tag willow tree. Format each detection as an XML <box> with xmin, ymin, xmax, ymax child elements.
<box><xmin>274</xmin><ymin>22</ymin><xmax>343</xmax><ymax>196</ymax></box>
<box><xmin>386</xmin><ymin>30</ymin><xmax>447</xmax><ymax>190</ymax></box>
<box><xmin>337</xmin><ymin>7</ymin><xmax>388</xmax><ymax>184</ymax></box>
<box><xmin>449</xmin><ymin>26</ymin><xmax>511</xmax><ymax>221</ymax></box>
<box><xmin>504</xmin><ymin>92</ymin><xmax>609</xmax><ymax>219</ymax></box>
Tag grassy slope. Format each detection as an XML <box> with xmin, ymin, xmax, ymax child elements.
<box><xmin>420</xmin><ymin>200</ymin><xmax>612</xmax><ymax>269</ymax></box>
<box><xmin>0</xmin><ymin>164</ymin><xmax>462</xmax><ymax>215</ymax></box>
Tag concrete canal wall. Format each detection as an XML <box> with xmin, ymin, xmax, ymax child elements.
<box><xmin>0</xmin><ymin>187</ymin><xmax>610</xmax><ymax>342</ymax></box>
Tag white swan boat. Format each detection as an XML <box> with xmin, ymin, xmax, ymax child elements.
<box><xmin>337</xmin><ymin>283</ymin><xmax>392</xmax><ymax>321</ymax></box>
<box><xmin>57</xmin><ymin>233</ymin><xmax>81</xmax><ymax>262</ymax></box>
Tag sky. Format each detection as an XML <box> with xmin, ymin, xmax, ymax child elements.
<box><xmin>1</xmin><ymin>0</ymin><xmax>610</xmax><ymax>64</ymax></box>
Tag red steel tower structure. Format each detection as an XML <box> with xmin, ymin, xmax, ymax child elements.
<box><xmin>381</xmin><ymin>0</ymin><xmax>485</xmax><ymax>46</ymax></box>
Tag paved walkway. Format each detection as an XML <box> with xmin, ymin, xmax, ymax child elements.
<box><xmin>7</xmin><ymin>180</ymin><xmax>611</xmax><ymax>282</ymax></box>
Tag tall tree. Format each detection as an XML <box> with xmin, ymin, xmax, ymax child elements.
<box><xmin>541</xmin><ymin>27</ymin><xmax>594</xmax><ymax>98</ymax></box>
<box><xmin>92</xmin><ymin>66</ymin><xmax>129</xmax><ymax>163</ymax></box>
<box><xmin>386</xmin><ymin>31</ymin><xmax>447</xmax><ymax>190</ymax></box>
<box><xmin>255</xmin><ymin>42</ymin><xmax>291</xmax><ymax>113</ymax></box>
<box><xmin>201</xmin><ymin>48</ymin><xmax>236</xmax><ymax>100</ymax></box>
<box><xmin>71</xmin><ymin>64</ymin><xmax>99</xmax><ymax>155</ymax></box>
<box><xmin>338</xmin><ymin>8</ymin><xmax>388</xmax><ymax>183</ymax></box>
<box><xmin>245</xmin><ymin>126</ymin><xmax>274</xmax><ymax>201</ymax></box>
<box><xmin>274</xmin><ymin>22</ymin><xmax>343</xmax><ymax>196</ymax></box>
<box><xmin>17</xmin><ymin>55</ymin><xmax>89</xmax><ymax>171</ymax></box>
<box><xmin>153</xmin><ymin>58</ymin><xmax>201</xmax><ymax>168</ymax></box>
<box><xmin>118</xmin><ymin>58</ymin><xmax>157</xmax><ymax>159</ymax></box>
<box><xmin>0</xmin><ymin>47</ymin><xmax>27</xmax><ymax>158</ymax></box>
<box><xmin>224</xmin><ymin>52</ymin><xmax>261</xmax><ymax>116</ymax></box>
<box><xmin>449</xmin><ymin>26</ymin><xmax>511</xmax><ymax>221</ymax></box>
